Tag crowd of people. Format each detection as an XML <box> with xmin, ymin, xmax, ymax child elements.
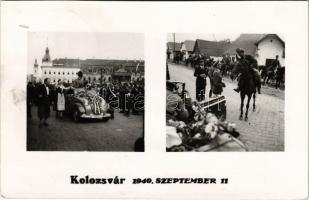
<box><xmin>27</xmin><ymin>71</ymin><xmax>145</xmax><ymax>128</ymax></box>
<box><xmin>168</xmin><ymin>49</ymin><xmax>283</xmax><ymax>102</ymax></box>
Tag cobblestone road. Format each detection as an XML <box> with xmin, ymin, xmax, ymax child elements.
<box><xmin>27</xmin><ymin>107</ymin><xmax>144</xmax><ymax>151</ymax></box>
<box><xmin>168</xmin><ymin>62</ymin><xmax>284</xmax><ymax>151</ymax></box>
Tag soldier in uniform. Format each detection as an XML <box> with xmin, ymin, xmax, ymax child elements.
<box><xmin>233</xmin><ymin>48</ymin><xmax>261</xmax><ymax>94</ymax></box>
<box><xmin>194</xmin><ymin>60</ymin><xmax>208</xmax><ymax>101</ymax></box>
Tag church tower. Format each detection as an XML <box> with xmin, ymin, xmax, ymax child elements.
<box><xmin>41</xmin><ymin>46</ymin><xmax>52</xmax><ymax>67</ymax></box>
<box><xmin>33</xmin><ymin>58</ymin><xmax>42</xmax><ymax>82</ymax></box>
<box><xmin>42</xmin><ymin>47</ymin><xmax>51</xmax><ymax>63</ymax></box>
<box><xmin>33</xmin><ymin>59</ymin><xmax>38</xmax><ymax>74</ymax></box>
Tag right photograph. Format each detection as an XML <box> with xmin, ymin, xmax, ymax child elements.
<box><xmin>166</xmin><ymin>33</ymin><xmax>285</xmax><ymax>152</ymax></box>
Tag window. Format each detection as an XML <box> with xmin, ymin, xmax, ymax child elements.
<box><xmin>63</xmin><ymin>72</ymin><xmax>65</xmax><ymax>75</ymax></box>
<box><xmin>58</xmin><ymin>72</ymin><xmax>60</xmax><ymax>75</ymax></box>
<box><xmin>49</xmin><ymin>71</ymin><xmax>51</xmax><ymax>74</ymax></box>
<box><xmin>72</xmin><ymin>72</ymin><xmax>74</xmax><ymax>75</ymax></box>
<box><xmin>93</xmin><ymin>77</ymin><xmax>96</xmax><ymax>81</ymax></box>
<box><xmin>44</xmin><ymin>71</ymin><xmax>46</xmax><ymax>74</ymax></box>
<box><xmin>67</xmin><ymin>72</ymin><xmax>70</xmax><ymax>75</ymax></box>
<box><xmin>54</xmin><ymin>72</ymin><xmax>55</xmax><ymax>74</ymax></box>
<box><xmin>83</xmin><ymin>78</ymin><xmax>86</xmax><ymax>81</ymax></box>
<box><xmin>282</xmin><ymin>49</ymin><xmax>285</xmax><ymax>58</ymax></box>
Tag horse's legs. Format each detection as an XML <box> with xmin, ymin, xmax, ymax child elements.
<box><xmin>264</xmin><ymin>75</ymin><xmax>269</xmax><ymax>84</ymax></box>
<box><xmin>245</xmin><ymin>94</ymin><xmax>252</xmax><ymax>121</ymax></box>
<box><xmin>239</xmin><ymin>92</ymin><xmax>245</xmax><ymax>120</ymax></box>
<box><xmin>253</xmin><ymin>92</ymin><xmax>256</xmax><ymax>112</ymax></box>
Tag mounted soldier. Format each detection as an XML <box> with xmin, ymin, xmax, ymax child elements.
<box><xmin>233</xmin><ymin>48</ymin><xmax>261</xmax><ymax>94</ymax></box>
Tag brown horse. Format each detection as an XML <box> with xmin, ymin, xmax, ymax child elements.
<box><xmin>232</xmin><ymin>56</ymin><xmax>257</xmax><ymax>121</ymax></box>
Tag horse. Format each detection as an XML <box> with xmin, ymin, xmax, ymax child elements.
<box><xmin>275</xmin><ymin>67</ymin><xmax>285</xmax><ymax>89</ymax></box>
<box><xmin>232</xmin><ymin>56</ymin><xmax>258</xmax><ymax>121</ymax></box>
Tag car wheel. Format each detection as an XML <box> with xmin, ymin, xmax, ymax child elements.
<box><xmin>73</xmin><ymin>110</ymin><xmax>80</xmax><ymax>122</ymax></box>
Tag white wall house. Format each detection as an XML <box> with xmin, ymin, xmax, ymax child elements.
<box><xmin>167</xmin><ymin>42</ymin><xmax>181</xmax><ymax>60</ymax></box>
<box><xmin>180</xmin><ymin>40</ymin><xmax>195</xmax><ymax>61</ymax></box>
<box><xmin>225</xmin><ymin>34</ymin><xmax>285</xmax><ymax>67</ymax></box>
<box><xmin>255</xmin><ymin>34</ymin><xmax>285</xmax><ymax>67</ymax></box>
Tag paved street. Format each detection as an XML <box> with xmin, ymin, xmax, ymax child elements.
<box><xmin>168</xmin><ymin>62</ymin><xmax>284</xmax><ymax>151</ymax></box>
<box><xmin>27</xmin><ymin>106</ymin><xmax>144</xmax><ymax>151</ymax></box>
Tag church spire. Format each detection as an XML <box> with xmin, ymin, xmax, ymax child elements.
<box><xmin>42</xmin><ymin>46</ymin><xmax>51</xmax><ymax>63</ymax></box>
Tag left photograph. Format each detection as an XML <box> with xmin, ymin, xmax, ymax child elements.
<box><xmin>26</xmin><ymin>32</ymin><xmax>145</xmax><ymax>151</ymax></box>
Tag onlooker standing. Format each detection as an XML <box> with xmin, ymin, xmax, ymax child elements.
<box><xmin>194</xmin><ymin>60</ymin><xmax>207</xmax><ymax>101</ymax></box>
<box><xmin>27</xmin><ymin>81</ymin><xmax>35</xmax><ymax>119</ymax></box>
<box><xmin>208</xmin><ymin>61</ymin><xmax>218</xmax><ymax>98</ymax></box>
<box><xmin>37</xmin><ymin>78</ymin><xmax>51</xmax><ymax>128</ymax></box>
<box><xmin>56</xmin><ymin>80</ymin><xmax>66</xmax><ymax>118</ymax></box>
<box><xmin>212</xmin><ymin>65</ymin><xmax>226</xmax><ymax>96</ymax></box>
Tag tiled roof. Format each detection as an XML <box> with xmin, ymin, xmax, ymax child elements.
<box><xmin>255</xmin><ymin>34</ymin><xmax>285</xmax><ymax>47</ymax></box>
<box><xmin>225</xmin><ymin>34</ymin><xmax>266</xmax><ymax>56</ymax></box>
<box><xmin>182</xmin><ymin>40</ymin><xmax>195</xmax><ymax>52</ymax></box>
<box><xmin>194</xmin><ymin>39</ymin><xmax>230</xmax><ymax>57</ymax></box>
<box><xmin>167</xmin><ymin>42</ymin><xmax>182</xmax><ymax>51</ymax></box>
<box><xmin>52</xmin><ymin>58</ymin><xmax>80</xmax><ymax>68</ymax></box>
<box><xmin>52</xmin><ymin>58</ymin><xmax>144</xmax><ymax>68</ymax></box>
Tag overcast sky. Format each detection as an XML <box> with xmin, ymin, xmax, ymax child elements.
<box><xmin>167</xmin><ymin>33</ymin><xmax>240</xmax><ymax>43</ymax></box>
<box><xmin>28</xmin><ymin>32</ymin><xmax>144</xmax><ymax>73</ymax></box>
<box><xmin>167</xmin><ymin>33</ymin><xmax>284</xmax><ymax>43</ymax></box>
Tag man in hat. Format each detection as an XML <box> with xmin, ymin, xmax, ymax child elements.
<box><xmin>194</xmin><ymin>59</ymin><xmax>208</xmax><ymax>101</ymax></box>
<box><xmin>37</xmin><ymin>78</ymin><xmax>51</xmax><ymax>128</ymax></box>
<box><xmin>73</xmin><ymin>71</ymin><xmax>85</xmax><ymax>88</ymax></box>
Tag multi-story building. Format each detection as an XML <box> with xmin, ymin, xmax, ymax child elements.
<box><xmin>32</xmin><ymin>47</ymin><xmax>144</xmax><ymax>84</ymax></box>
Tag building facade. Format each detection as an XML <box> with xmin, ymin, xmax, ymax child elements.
<box><xmin>41</xmin><ymin>65</ymin><xmax>80</xmax><ymax>84</ymax></box>
<box><xmin>193</xmin><ymin>39</ymin><xmax>230</xmax><ymax>61</ymax></box>
<box><xmin>32</xmin><ymin>47</ymin><xmax>144</xmax><ymax>84</ymax></box>
<box><xmin>225</xmin><ymin>34</ymin><xmax>285</xmax><ymax>67</ymax></box>
<box><xmin>255</xmin><ymin>34</ymin><xmax>285</xmax><ymax>67</ymax></box>
<box><xmin>180</xmin><ymin>40</ymin><xmax>195</xmax><ymax>61</ymax></box>
<box><xmin>167</xmin><ymin>42</ymin><xmax>182</xmax><ymax>60</ymax></box>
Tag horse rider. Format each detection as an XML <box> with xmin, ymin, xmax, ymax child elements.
<box><xmin>233</xmin><ymin>48</ymin><xmax>261</xmax><ymax>94</ymax></box>
<box><xmin>270</xmin><ymin>55</ymin><xmax>281</xmax><ymax>72</ymax></box>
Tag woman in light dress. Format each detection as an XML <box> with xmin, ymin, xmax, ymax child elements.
<box><xmin>56</xmin><ymin>80</ymin><xmax>67</xmax><ymax>118</ymax></box>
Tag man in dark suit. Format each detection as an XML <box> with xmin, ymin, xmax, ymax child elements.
<box><xmin>27</xmin><ymin>81</ymin><xmax>35</xmax><ymax>119</ymax></box>
<box><xmin>37</xmin><ymin>78</ymin><xmax>51</xmax><ymax>128</ymax></box>
<box><xmin>194</xmin><ymin>60</ymin><xmax>208</xmax><ymax>101</ymax></box>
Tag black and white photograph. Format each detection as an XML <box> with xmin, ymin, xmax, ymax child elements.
<box><xmin>26</xmin><ymin>32</ymin><xmax>145</xmax><ymax>151</ymax></box>
<box><xmin>1</xmin><ymin>1</ymin><xmax>307</xmax><ymax>199</ymax></box>
<box><xmin>166</xmin><ymin>33</ymin><xmax>285</xmax><ymax>152</ymax></box>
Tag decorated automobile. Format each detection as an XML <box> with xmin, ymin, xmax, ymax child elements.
<box><xmin>166</xmin><ymin>80</ymin><xmax>248</xmax><ymax>152</ymax></box>
<box><xmin>65</xmin><ymin>88</ymin><xmax>111</xmax><ymax>122</ymax></box>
